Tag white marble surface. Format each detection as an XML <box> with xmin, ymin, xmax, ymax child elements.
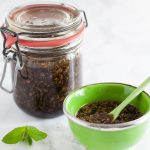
<box><xmin>0</xmin><ymin>0</ymin><xmax>150</xmax><ymax>149</ymax></box>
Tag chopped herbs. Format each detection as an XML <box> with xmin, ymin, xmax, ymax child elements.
<box><xmin>76</xmin><ymin>101</ymin><xmax>142</xmax><ymax>124</ymax></box>
<box><xmin>12</xmin><ymin>52</ymin><xmax>81</xmax><ymax>118</ymax></box>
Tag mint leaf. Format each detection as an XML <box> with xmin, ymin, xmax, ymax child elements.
<box><xmin>2</xmin><ymin>126</ymin><xmax>48</xmax><ymax>146</ymax></box>
<box><xmin>2</xmin><ymin>127</ymin><xmax>26</xmax><ymax>144</ymax></box>
<box><xmin>27</xmin><ymin>126</ymin><xmax>47</xmax><ymax>141</ymax></box>
<box><xmin>22</xmin><ymin>127</ymin><xmax>28</xmax><ymax>141</ymax></box>
<box><xmin>26</xmin><ymin>135</ymin><xmax>32</xmax><ymax>145</ymax></box>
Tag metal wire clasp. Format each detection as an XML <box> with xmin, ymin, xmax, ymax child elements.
<box><xmin>0</xmin><ymin>27</ymin><xmax>23</xmax><ymax>93</ymax></box>
<box><xmin>0</xmin><ymin>51</ymin><xmax>23</xmax><ymax>93</ymax></box>
<box><xmin>80</xmin><ymin>10</ymin><xmax>88</xmax><ymax>28</ymax></box>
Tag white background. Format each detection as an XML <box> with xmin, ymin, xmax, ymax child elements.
<box><xmin>0</xmin><ymin>0</ymin><xmax>150</xmax><ymax>150</ymax></box>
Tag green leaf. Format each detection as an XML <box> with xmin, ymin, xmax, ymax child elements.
<box><xmin>27</xmin><ymin>126</ymin><xmax>47</xmax><ymax>141</ymax></box>
<box><xmin>26</xmin><ymin>135</ymin><xmax>32</xmax><ymax>145</ymax></box>
<box><xmin>22</xmin><ymin>127</ymin><xmax>28</xmax><ymax>141</ymax></box>
<box><xmin>2</xmin><ymin>126</ymin><xmax>48</xmax><ymax>146</ymax></box>
<box><xmin>2</xmin><ymin>127</ymin><xmax>26</xmax><ymax>144</ymax></box>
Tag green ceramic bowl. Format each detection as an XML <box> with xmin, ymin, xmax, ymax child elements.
<box><xmin>63</xmin><ymin>83</ymin><xmax>150</xmax><ymax>150</ymax></box>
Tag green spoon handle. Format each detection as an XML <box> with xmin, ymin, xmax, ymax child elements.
<box><xmin>110</xmin><ymin>76</ymin><xmax>150</xmax><ymax>120</ymax></box>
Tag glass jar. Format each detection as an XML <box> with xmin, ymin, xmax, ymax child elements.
<box><xmin>0</xmin><ymin>3</ymin><xmax>87</xmax><ymax>118</ymax></box>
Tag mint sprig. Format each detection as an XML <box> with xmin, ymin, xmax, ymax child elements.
<box><xmin>2</xmin><ymin>126</ymin><xmax>47</xmax><ymax>145</ymax></box>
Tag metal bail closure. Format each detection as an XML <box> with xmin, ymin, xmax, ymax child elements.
<box><xmin>80</xmin><ymin>10</ymin><xmax>88</xmax><ymax>28</ymax></box>
<box><xmin>0</xmin><ymin>51</ymin><xmax>23</xmax><ymax>93</ymax></box>
<box><xmin>0</xmin><ymin>26</ymin><xmax>23</xmax><ymax>93</ymax></box>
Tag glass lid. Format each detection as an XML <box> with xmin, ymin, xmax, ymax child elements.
<box><xmin>6</xmin><ymin>3</ymin><xmax>82</xmax><ymax>35</ymax></box>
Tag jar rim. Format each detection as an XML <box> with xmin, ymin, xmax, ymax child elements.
<box><xmin>3</xmin><ymin>3</ymin><xmax>86</xmax><ymax>49</ymax></box>
<box><xmin>6</xmin><ymin>3</ymin><xmax>84</xmax><ymax>38</ymax></box>
<box><xmin>5</xmin><ymin>24</ymin><xmax>84</xmax><ymax>49</ymax></box>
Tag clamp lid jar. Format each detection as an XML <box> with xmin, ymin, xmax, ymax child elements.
<box><xmin>0</xmin><ymin>3</ymin><xmax>87</xmax><ymax>118</ymax></box>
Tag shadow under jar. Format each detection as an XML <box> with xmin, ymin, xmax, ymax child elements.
<box><xmin>1</xmin><ymin>3</ymin><xmax>87</xmax><ymax>118</ymax></box>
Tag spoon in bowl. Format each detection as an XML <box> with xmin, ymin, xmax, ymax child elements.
<box><xmin>109</xmin><ymin>76</ymin><xmax>150</xmax><ymax>121</ymax></box>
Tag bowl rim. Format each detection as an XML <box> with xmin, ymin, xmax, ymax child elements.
<box><xmin>63</xmin><ymin>82</ymin><xmax>150</xmax><ymax>131</ymax></box>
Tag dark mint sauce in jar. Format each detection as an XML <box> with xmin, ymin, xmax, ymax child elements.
<box><xmin>1</xmin><ymin>3</ymin><xmax>87</xmax><ymax>118</ymax></box>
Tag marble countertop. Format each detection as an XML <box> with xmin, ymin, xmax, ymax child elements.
<box><xmin>0</xmin><ymin>0</ymin><xmax>150</xmax><ymax>149</ymax></box>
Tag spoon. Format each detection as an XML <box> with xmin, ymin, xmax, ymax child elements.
<box><xmin>109</xmin><ymin>76</ymin><xmax>150</xmax><ymax>121</ymax></box>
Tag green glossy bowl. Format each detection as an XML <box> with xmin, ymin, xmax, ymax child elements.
<box><xmin>63</xmin><ymin>83</ymin><xmax>150</xmax><ymax>150</ymax></box>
